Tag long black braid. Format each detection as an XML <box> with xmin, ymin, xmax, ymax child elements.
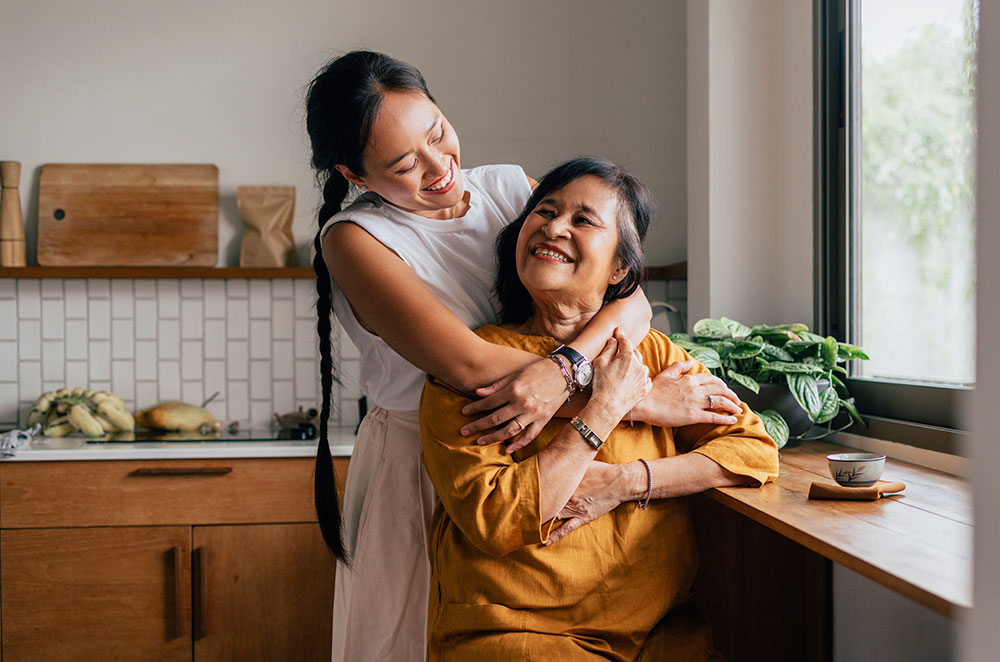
<box><xmin>306</xmin><ymin>51</ymin><xmax>433</xmax><ymax>563</ymax></box>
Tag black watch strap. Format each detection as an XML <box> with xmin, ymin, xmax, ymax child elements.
<box><xmin>552</xmin><ymin>344</ymin><xmax>593</xmax><ymax>388</ymax></box>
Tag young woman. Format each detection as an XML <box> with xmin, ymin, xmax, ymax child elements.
<box><xmin>305</xmin><ymin>51</ymin><xmax>743</xmax><ymax>661</ymax></box>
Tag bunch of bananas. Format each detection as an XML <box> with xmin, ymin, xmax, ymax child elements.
<box><xmin>27</xmin><ymin>388</ymin><xmax>136</xmax><ymax>438</ymax></box>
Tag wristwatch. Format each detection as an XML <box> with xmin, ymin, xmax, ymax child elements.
<box><xmin>550</xmin><ymin>344</ymin><xmax>593</xmax><ymax>390</ymax></box>
<box><xmin>570</xmin><ymin>416</ymin><xmax>604</xmax><ymax>451</ymax></box>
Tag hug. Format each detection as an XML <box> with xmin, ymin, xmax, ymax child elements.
<box><xmin>307</xmin><ymin>50</ymin><xmax>778</xmax><ymax>661</ymax></box>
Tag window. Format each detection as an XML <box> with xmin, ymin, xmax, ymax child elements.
<box><xmin>816</xmin><ymin>0</ymin><xmax>979</xmax><ymax>450</ymax></box>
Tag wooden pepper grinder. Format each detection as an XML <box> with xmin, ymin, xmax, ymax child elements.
<box><xmin>0</xmin><ymin>161</ymin><xmax>27</xmax><ymax>267</ymax></box>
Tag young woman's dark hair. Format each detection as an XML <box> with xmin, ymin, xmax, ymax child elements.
<box><xmin>494</xmin><ymin>157</ymin><xmax>653</xmax><ymax>325</ymax></box>
<box><xmin>306</xmin><ymin>50</ymin><xmax>434</xmax><ymax>562</ymax></box>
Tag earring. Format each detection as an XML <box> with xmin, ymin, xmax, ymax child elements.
<box><xmin>612</xmin><ymin>274</ymin><xmax>620</xmax><ymax>281</ymax></box>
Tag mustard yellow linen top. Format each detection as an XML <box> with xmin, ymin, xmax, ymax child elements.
<box><xmin>420</xmin><ymin>325</ymin><xmax>780</xmax><ymax>661</ymax></box>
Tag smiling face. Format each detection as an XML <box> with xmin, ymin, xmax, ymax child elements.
<box><xmin>515</xmin><ymin>175</ymin><xmax>629</xmax><ymax>312</ymax></box>
<box><xmin>334</xmin><ymin>91</ymin><xmax>464</xmax><ymax>220</ymax></box>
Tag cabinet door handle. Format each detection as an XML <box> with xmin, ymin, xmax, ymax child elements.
<box><xmin>192</xmin><ymin>546</ymin><xmax>207</xmax><ymax>640</ymax></box>
<box><xmin>131</xmin><ymin>467</ymin><xmax>233</xmax><ymax>476</ymax></box>
<box><xmin>167</xmin><ymin>546</ymin><xmax>183</xmax><ymax>639</ymax></box>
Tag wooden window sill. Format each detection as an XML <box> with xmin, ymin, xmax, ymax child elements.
<box><xmin>705</xmin><ymin>439</ymin><xmax>971</xmax><ymax>618</ymax></box>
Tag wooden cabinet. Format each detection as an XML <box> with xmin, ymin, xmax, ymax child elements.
<box><xmin>0</xmin><ymin>457</ymin><xmax>349</xmax><ymax>661</ymax></box>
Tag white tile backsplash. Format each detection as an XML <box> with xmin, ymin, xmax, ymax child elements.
<box><xmin>18</xmin><ymin>320</ymin><xmax>41</xmax><ymax>360</ymax></box>
<box><xmin>41</xmin><ymin>299</ymin><xmax>64</xmax><ymax>340</ymax></box>
<box><xmin>88</xmin><ymin>299</ymin><xmax>111</xmax><ymax>339</ymax></box>
<box><xmin>17</xmin><ymin>280</ymin><xmax>40</xmax><ymax>318</ymax></box>
<box><xmin>3</xmin><ymin>278</ymin><xmax>335</xmax><ymax>429</ymax></box>
<box><xmin>157</xmin><ymin>319</ymin><xmax>181</xmax><ymax>360</ymax></box>
<box><xmin>0</xmin><ymin>300</ymin><xmax>17</xmax><ymax>340</ymax></box>
<box><xmin>0</xmin><ymin>342</ymin><xmax>17</xmax><ymax>380</ymax></box>
<box><xmin>87</xmin><ymin>279</ymin><xmax>110</xmax><ymax>298</ymax></box>
<box><xmin>111</xmin><ymin>280</ymin><xmax>134</xmax><ymax>318</ymax></box>
<box><xmin>249</xmin><ymin>320</ymin><xmax>270</xmax><ymax>359</ymax></box>
<box><xmin>41</xmin><ymin>340</ymin><xmax>64</xmax><ymax>382</ymax></box>
<box><xmin>227</xmin><ymin>341</ymin><xmax>249</xmax><ymax>380</ymax></box>
<box><xmin>134</xmin><ymin>280</ymin><xmax>157</xmax><ymax>298</ymax></box>
<box><xmin>18</xmin><ymin>361</ymin><xmax>41</xmax><ymax>400</ymax></box>
<box><xmin>89</xmin><ymin>340</ymin><xmax>111</xmax><ymax>381</ymax></box>
<box><xmin>65</xmin><ymin>320</ymin><xmax>88</xmax><ymax>360</ymax></box>
<box><xmin>180</xmin><ymin>279</ymin><xmax>202</xmax><ymax>298</ymax></box>
<box><xmin>41</xmin><ymin>279</ymin><xmax>62</xmax><ymax>298</ymax></box>
<box><xmin>112</xmin><ymin>319</ymin><xmax>135</xmax><ymax>360</ymax></box>
<box><xmin>181</xmin><ymin>341</ymin><xmax>203</xmax><ymax>380</ymax></box>
<box><xmin>226</xmin><ymin>299</ymin><xmax>249</xmax><ymax>339</ymax></box>
<box><xmin>250</xmin><ymin>360</ymin><xmax>271</xmax><ymax>400</ymax></box>
<box><xmin>157</xmin><ymin>280</ymin><xmax>180</xmax><ymax>318</ymax></box>
<box><xmin>65</xmin><ymin>361</ymin><xmax>88</xmax><ymax>389</ymax></box>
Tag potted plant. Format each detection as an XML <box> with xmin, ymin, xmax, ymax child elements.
<box><xmin>667</xmin><ymin>317</ymin><xmax>870</xmax><ymax>448</ymax></box>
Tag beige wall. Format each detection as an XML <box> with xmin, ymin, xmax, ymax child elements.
<box><xmin>687</xmin><ymin>0</ymin><xmax>813</xmax><ymax>328</ymax></box>
<box><xmin>0</xmin><ymin>0</ymin><xmax>687</xmax><ymax>267</ymax></box>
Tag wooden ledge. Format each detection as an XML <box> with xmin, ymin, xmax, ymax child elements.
<box><xmin>705</xmin><ymin>439</ymin><xmax>972</xmax><ymax>618</ymax></box>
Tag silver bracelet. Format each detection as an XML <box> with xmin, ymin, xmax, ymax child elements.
<box><xmin>636</xmin><ymin>458</ymin><xmax>652</xmax><ymax>510</ymax></box>
<box><xmin>547</xmin><ymin>353</ymin><xmax>576</xmax><ymax>394</ymax></box>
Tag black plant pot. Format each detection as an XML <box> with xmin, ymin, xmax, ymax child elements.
<box><xmin>728</xmin><ymin>380</ymin><xmax>830</xmax><ymax>440</ymax></box>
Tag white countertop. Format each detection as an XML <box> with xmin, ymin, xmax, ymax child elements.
<box><xmin>0</xmin><ymin>427</ymin><xmax>357</xmax><ymax>461</ymax></box>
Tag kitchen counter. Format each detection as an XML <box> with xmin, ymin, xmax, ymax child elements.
<box><xmin>0</xmin><ymin>427</ymin><xmax>357</xmax><ymax>461</ymax></box>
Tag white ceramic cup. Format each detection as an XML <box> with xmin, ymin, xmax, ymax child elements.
<box><xmin>827</xmin><ymin>452</ymin><xmax>885</xmax><ymax>487</ymax></box>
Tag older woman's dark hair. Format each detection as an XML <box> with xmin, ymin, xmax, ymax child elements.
<box><xmin>306</xmin><ymin>50</ymin><xmax>433</xmax><ymax>563</ymax></box>
<box><xmin>494</xmin><ymin>157</ymin><xmax>652</xmax><ymax>324</ymax></box>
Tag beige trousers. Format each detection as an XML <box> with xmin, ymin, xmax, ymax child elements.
<box><xmin>331</xmin><ymin>405</ymin><xmax>437</xmax><ymax>662</ymax></box>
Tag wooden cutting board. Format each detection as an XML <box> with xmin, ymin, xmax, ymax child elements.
<box><xmin>37</xmin><ymin>164</ymin><xmax>219</xmax><ymax>266</ymax></box>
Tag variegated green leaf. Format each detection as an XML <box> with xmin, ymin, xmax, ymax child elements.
<box><xmin>727</xmin><ymin>369</ymin><xmax>760</xmax><ymax>394</ymax></box>
<box><xmin>693</xmin><ymin>318</ymin><xmax>730</xmax><ymax>338</ymax></box>
<box><xmin>821</xmin><ymin>336</ymin><xmax>839</xmax><ymax>366</ymax></box>
<box><xmin>814</xmin><ymin>385</ymin><xmax>840</xmax><ymax>424</ymax></box>
<box><xmin>757</xmin><ymin>409</ymin><xmax>789</xmax><ymax>449</ymax></box>
<box><xmin>787</xmin><ymin>373</ymin><xmax>822</xmax><ymax>421</ymax></box>
<box><xmin>688</xmin><ymin>346</ymin><xmax>722</xmax><ymax>369</ymax></box>
<box><xmin>667</xmin><ymin>333</ymin><xmax>699</xmax><ymax>350</ymax></box>
<box><xmin>730</xmin><ymin>340</ymin><xmax>764</xmax><ymax>360</ymax></box>
<box><xmin>721</xmin><ymin>317</ymin><xmax>753</xmax><ymax>339</ymax></box>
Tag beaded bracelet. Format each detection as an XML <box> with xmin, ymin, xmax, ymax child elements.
<box><xmin>546</xmin><ymin>353</ymin><xmax>576</xmax><ymax>394</ymax></box>
<box><xmin>636</xmin><ymin>458</ymin><xmax>652</xmax><ymax>510</ymax></box>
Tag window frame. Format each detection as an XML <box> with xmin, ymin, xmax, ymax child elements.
<box><xmin>813</xmin><ymin>0</ymin><xmax>972</xmax><ymax>456</ymax></box>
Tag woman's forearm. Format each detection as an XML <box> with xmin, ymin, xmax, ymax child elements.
<box><xmin>620</xmin><ymin>453</ymin><xmax>747</xmax><ymax>503</ymax></box>
<box><xmin>565</xmin><ymin>287</ymin><xmax>651</xmax><ymax>360</ymax></box>
<box><xmin>536</xmin><ymin>397</ymin><xmax>619</xmax><ymax>521</ymax></box>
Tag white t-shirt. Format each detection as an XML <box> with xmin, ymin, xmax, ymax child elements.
<box><xmin>320</xmin><ymin>164</ymin><xmax>533</xmax><ymax>412</ymax></box>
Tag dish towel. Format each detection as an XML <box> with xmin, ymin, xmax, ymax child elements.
<box><xmin>808</xmin><ymin>480</ymin><xmax>907</xmax><ymax>501</ymax></box>
<box><xmin>0</xmin><ymin>424</ymin><xmax>40</xmax><ymax>458</ymax></box>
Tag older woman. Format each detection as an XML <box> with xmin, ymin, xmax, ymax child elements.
<box><xmin>419</xmin><ymin>158</ymin><xmax>780</xmax><ymax>661</ymax></box>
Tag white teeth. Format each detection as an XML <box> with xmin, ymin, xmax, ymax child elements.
<box><xmin>533</xmin><ymin>247</ymin><xmax>571</xmax><ymax>263</ymax></box>
<box><xmin>424</xmin><ymin>163</ymin><xmax>453</xmax><ymax>191</ymax></box>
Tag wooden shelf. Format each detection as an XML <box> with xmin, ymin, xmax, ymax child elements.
<box><xmin>644</xmin><ymin>261</ymin><xmax>687</xmax><ymax>280</ymax></box>
<box><xmin>706</xmin><ymin>439</ymin><xmax>971</xmax><ymax>618</ymax></box>
<box><xmin>0</xmin><ymin>266</ymin><xmax>316</xmax><ymax>279</ymax></box>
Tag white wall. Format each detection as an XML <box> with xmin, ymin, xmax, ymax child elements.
<box><xmin>963</xmin><ymin>0</ymin><xmax>1000</xmax><ymax>658</ymax></box>
<box><xmin>687</xmin><ymin>0</ymin><xmax>813</xmax><ymax>328</ymax></box>
<box><xmin>0</xmin><ymin>0</ymin><xmax>687</xmax><ymax>267</ymax></box>
<box><xmin>687</xmin><ymin>1</ymin><xmax>955</xmax><ymax>659</ymax></box>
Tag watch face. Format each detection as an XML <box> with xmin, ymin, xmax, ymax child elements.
<box><xmin>576</xmin><ymin>363</ymin><xmax>594</xmax><ymax>387</ymax></box>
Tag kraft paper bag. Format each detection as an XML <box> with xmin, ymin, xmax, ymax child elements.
<box><xmin>238</xmin><ymin>186</ymin><xmax>296</xmax><ymax>267</ymax></box>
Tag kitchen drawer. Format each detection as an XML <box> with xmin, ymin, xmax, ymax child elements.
<box><xmin>0</xmin><ymin>458</ymin><xmax>329</xmax><ymax>528</ymax></box>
